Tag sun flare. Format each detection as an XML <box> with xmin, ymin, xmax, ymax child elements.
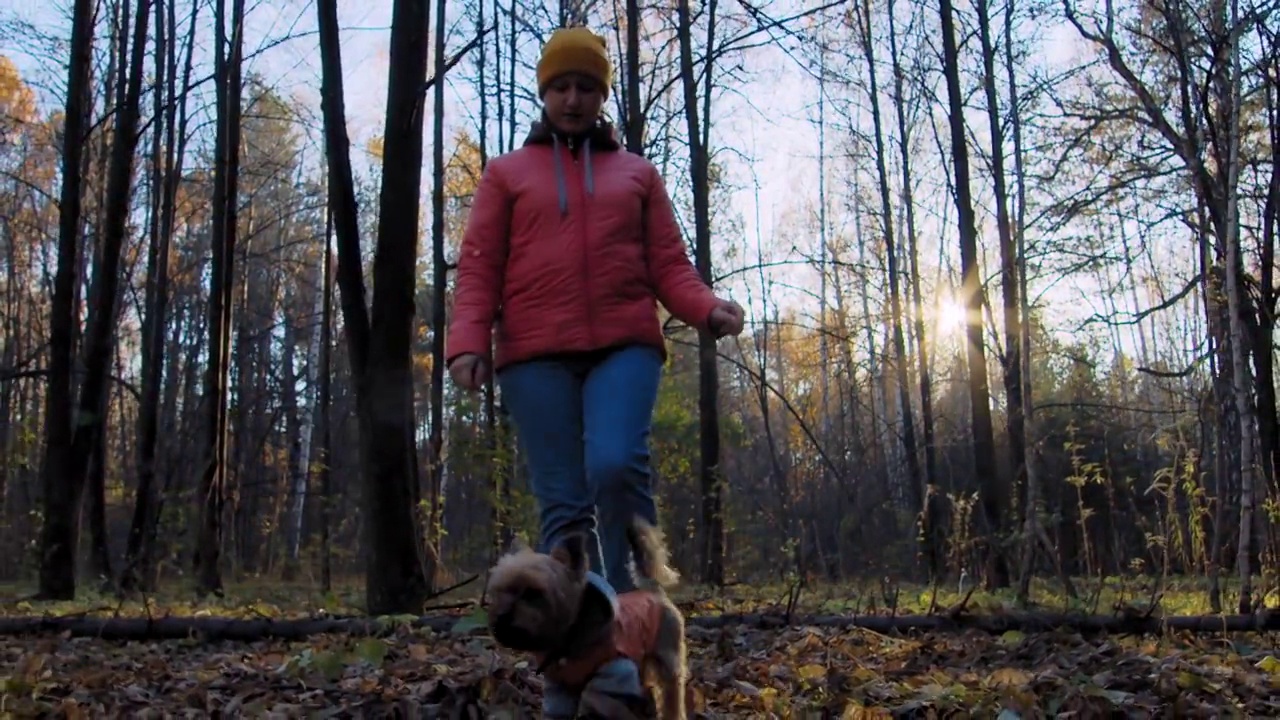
<box><xmin>936</xmin><ymin>300</ymin><xmax>968</xmax><ymax>335</ymax></box>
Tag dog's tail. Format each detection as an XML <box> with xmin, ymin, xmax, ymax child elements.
<box><xmin>626</xmin><ymin>518</ymin><xmax>680</xmax><ymax>590</ymax></box>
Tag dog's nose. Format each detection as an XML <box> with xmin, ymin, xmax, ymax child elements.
<box><xmin>489</xmin><ymin>608</ymin><xmax>512</xmax><ymax>635</ymax></box>
<box><xmin>493</xmin><ymin>622</ymin><xmax>526</xmax><ymax>647</ymax></box>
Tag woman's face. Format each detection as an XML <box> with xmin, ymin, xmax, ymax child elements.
<box><xmin>543</xmin><ymin>73</ymin><xmax>605</xmax><ymax>136</ymax></box>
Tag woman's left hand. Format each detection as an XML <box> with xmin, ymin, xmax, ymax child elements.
<box><xmin>708</xmin><ymin>298</ymin><xmax>746</xmax><ymax>338</ymax></box>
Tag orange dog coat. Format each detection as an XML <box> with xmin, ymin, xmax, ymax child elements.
<box><xmin>538</xmin><ymin>590</ymin><xmax>666</xmax><ymax>688</ymax></box>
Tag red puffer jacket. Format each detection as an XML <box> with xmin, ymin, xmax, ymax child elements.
<box><xmin>445</xmin><ymin>122</ymin><xmax>719</xmax><ymax>370</ymax></box>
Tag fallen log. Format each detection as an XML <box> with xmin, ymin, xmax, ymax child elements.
<box><xmin>0</xmin><ymin>609</ymin><xmax>1274</xmax><ymax>642</ymax></box>
<box><xmin>0</xmin><ymin>614</ymin><xmax>461</xmax><ymax>641</ymax></box>
<box><xmin>688</xmin><ymin>609</ymin><xmax>1280</xmax><ymax>635</ymax></box>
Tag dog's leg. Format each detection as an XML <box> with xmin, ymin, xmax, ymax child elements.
<box><xmin>651</xmin><ymin>605</ymin><xmax>688</xmax><ymax>720</ymax></box>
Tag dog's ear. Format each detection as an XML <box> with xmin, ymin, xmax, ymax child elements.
<box><xmin>550</xmin><ymin>532</ymin><xmax>588</xmax><ymax>577</ymax></box>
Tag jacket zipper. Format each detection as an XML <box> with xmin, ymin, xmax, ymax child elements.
<box><xmin>567</xmin><ymin>135</ymin><xmax>596</xmax><ymax>348</ymax></box>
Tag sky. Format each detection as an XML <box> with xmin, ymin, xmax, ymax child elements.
<box><xmin>0</xmin><ymin>0</ymin><xmax>1166</xmax><ymax>368</ymax></box>
<box><xmin>3</xmin><ymin>0</ymin><xmax>829</xmax><ymax>306</ymax></box>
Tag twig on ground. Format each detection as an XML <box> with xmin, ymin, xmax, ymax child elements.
<box><xmin>421</xmin><ymin>601</ymin><xmax>475</xmax><ymax>612</ymax></box>
<box><xmin>945</xmin><ymin>584</ymin><xmax>978</xmax><ymax>620</ymax></box>
<box><xmin>425</xmin><ymin>573</ymin><xmax>480</xmax><ymax>603</ymax></box>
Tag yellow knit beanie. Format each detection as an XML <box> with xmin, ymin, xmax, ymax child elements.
<box><xmin>536</xmin><ymin>27</ymin><xmax>613</xmax><ymax>98</ymax></box>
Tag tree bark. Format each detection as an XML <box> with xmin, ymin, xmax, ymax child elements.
<box><xmin>858</xmin><ymin>0</ymin><xmax>923</xmax><ymax>540</ymax></box>
<box><xmin>677</xmin><ymin>0</ymin><xmax>724</xmax><ymax>586</ymax></box>
<box><xmin>194</xmin><ymin>0</ymin><xmax>244</xmax><ymax>597</ymax></box>
<box><xmin>36</xmin><ymin>0</ymin><xmax>97</xmax><ymax>602</ymax></box>
<box><xmin>885</xmin><ymin>0</ymin><xmax>941</xmax><ymax>580</ymax></box>
<box><xmin>623</xmin><ymin>0</ymin><xmax>643</xmax><ymax>155</ymax></box>
<box><xmin>53</xmin><ymin>0</ymin><xmax>151</xmax><ymax>599</ymax></box>
<box><xmin>974</xmin><ymin>0</ymin><xmax>1024</xmax><ymax>559</ymax></box>
<box><xmin>426</xmin><ymin>0</ymin><xmax>450</xmax><ymax>577</ymax></box>
<box><xmin>315</xmin><ymin>0</ymin><xmax>434</xmax><ymax>613</ymax></box>
<box><xmin>1222</xmin><ymin>0</ymin><xmax>1256</xmax><ymax>614</ymax></box>
<box><xmin>319</xmin><ymin>209</ymin><xmax>335</xmax><ymax>593</ymax></box>
<box><xmin>125</xmin><ymin>0</ymin><xmax>199</xmax><ymax>593</ymax></box>
<box><xmin>937</xmin><ymin>0</ymin><xmax>1008</xmax><ymax>588</ymax></box>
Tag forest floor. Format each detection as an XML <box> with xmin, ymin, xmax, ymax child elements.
<box><xmin>2</xmin><ymin>576</ymin><xmax>1279</xmax><ymax>718</ymax></box>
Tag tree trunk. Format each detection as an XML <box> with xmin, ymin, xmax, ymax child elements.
<box><xmin>316</xmin><ymin>0</ymin><xmax>433</xmax><ymax>613</ymax></box>
<box><xmin>974</xmin><ymin>0</ymin><xmax>1024</xmax><ymax>562</ymax></box>
<box><xmin>677</xmin><ymin>0</ymin><xmax>724</xmax><ymax>586</ymax></box>
<box><xmin>507</xmin><ymin>0</ymin><xmax>516</xmax><ymax>153</ymax></box>
<box><xmin>194</xmin><ymin>0</ymin><xmax>244</xmax><ymax>596</ymax></box>
<box><xmin>46</xmin><ymin>0</ymin><xmax>150</xmax><ymax>599</ymax></box>
<box><xmin>76</xmin><ymin>0</ymin><xmax>129</xmax><ymax>591</ymax></box>
<box><xmin>286</xmin><ymin>258</ymin><xmax>325</xmax><ymax>577</ymax></box>
<box><xmin>938</xmin><ymin>0</ymin><xmax>1008</xmax><ymax>588</ymax></box>
<box><xmin>36</xmin><ymin>0</ymin><xmax>97</xmax><ymax>602</ymax></box>
<box><xmin>74</xmin><ymin>0</ymin><xmax>152</xmax><ymax>591</ymax></box>
<box><xmin>1008</xmin><ymin>0</ymin><xmax>1056</xmax><ymax>603</ymax></box>
<box><xmin>1222</xmin><ymin>0</ymin><xmax>1256</xmax><ymax>613</ymax></box>
<box><xmin>858</xmin><ymin>0</ymin><xmax>922</xmax><ymax>538</ymax></box>
<box><xmin>1250</xmin><ymin>27</ymin><xmax>1280</xmax><ymax>557</ymax></box>
<box><xmin>85</xmin><ymin>422</ymin><xmax>111</xmax><ymax>587</ymax></box>
<box><xmin>360</xmin><ymin>0</ymin><xmax>436</xmax><ymax>612</ymax></box>
<box><xmin>623</xmin><ymin>0</ymin><xmax>643</xmax><ymax>155</ymax></box>
<box><xmin>124</xmin><ymin>0</ymin><xmax>170</xmax><ymax>593</ymax></box>
<box><xmin>126</xmin><ymin>0</ymin><xmax>198</xmax><ymax>593</ymax></box>
<box><xmin>814</xmin><ymin>47</ymin><xmax>841</xmax><ymax>580</ymax></box>
<box><xmin>474</xmin><ymin>2</ymin><xmax>511</xmax><ymax>565</ymax></box>
<box><xmin>229</xmin><ymin>204</ymin><xmax>255</xmax><ymax>575</ymax></box>
<box><xmin>854</xmin><ymin>173</ymin><xmax>892</xmax><ymax>505</ymax></box>
<box><xmin>319</xmin><ymin>209</ymin><xmax>335</xmax><ymax>593</ymax></box>
<box><xmin>427</xmin><ymin>0</ymin><xmax>449</xmax><ymax>578</ymax></box>
<box><xmin>886</xmin><ymin>0</ymin><xmax>941</xmax><ymax>580</ymax></box>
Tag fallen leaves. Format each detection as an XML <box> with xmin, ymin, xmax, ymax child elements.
<box><xmin>682</xmin><ymin>624</ymin><xmax>1280</xmax><ymax>717</ymax></box>
<box><xmin>3</xmin><ymin>619</ymin><xmax>1279</xmax><ymax>718</ymax></box>
<box><xmin>1</xmin><ymin>627</ymin><xmax>524</xmax><ymax>718</ymax></box>
<box><xmin>1</xmin><ymin>580</ymin><xmax>1277</xmax><ymax>717</ymax></box>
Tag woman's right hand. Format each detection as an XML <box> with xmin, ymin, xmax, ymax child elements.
<box><xmin>448</xmin><ymin>353</ymin><xmax>491</xmax><ymax>391</ymax></box>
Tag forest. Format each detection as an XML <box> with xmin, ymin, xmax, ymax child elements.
<box><xmin>1</xmin><ymin>0</ymin><xmax>1279</xmax><ymax>714</ymax></box>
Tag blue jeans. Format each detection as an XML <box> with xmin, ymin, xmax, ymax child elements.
<box><xmin>542</xmin><ymin>657</ymin><xmax>646</xmax><ymax>717</ymax></box>
<box><xmin>497</xmin><ymin>344</ymin><xmax>662</xmax><ymax>593</ymax></box>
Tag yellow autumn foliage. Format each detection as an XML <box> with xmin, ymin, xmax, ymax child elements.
<box><xmin>0</xmin><ymin>54</ymin><xmax>38</xmax><ymax>133</ymax></box>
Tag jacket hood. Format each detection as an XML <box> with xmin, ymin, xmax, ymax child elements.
<box><xmin>583</xmin><ymin>570</ymin><xmax>620</xmax><ymax>618</ymax></box>
<box><xmin>522</xmin><ymin>114</ymin><xmax>621</xmax><ymax>150</ymax></box>
<box><xmin>533</xmin><ymin>570</ymin><xmax>618</xmax><ymax>674</ymax></box>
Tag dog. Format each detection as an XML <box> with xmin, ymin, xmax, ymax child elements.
<box><xmin>484</xmin><ymin>518</ymin><xmax>687</xmax><ymax>719</ymax></box>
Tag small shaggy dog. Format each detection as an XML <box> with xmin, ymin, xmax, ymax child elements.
<box><xmin>484</xmin><ymin>519</ymin><xmax>687</xmax><ymax>719</ymax></box>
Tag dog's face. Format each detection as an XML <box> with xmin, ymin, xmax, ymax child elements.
<box><xmin>484</xmin><ymin>533</ymin><xmax>589</xmax><ymax>652</ymax></box>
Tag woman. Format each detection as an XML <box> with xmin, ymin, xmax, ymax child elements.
<box><xmin>448</xmin><ymin>24</ymin><xmax>743</xmax><ymax>584</ymax></box>
<box><xmin>448</xmin><ymin>25</ymin><xmax>741</xmax><ymax>715</ymax></box>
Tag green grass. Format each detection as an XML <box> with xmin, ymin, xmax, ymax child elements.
<box><xmin>668</xmin><ymin>574</ymin><xmax>1257</xmax><ymax>617</ymax></box>
<box><xmin>0</xmin><ymin>577</ymin><xmax>371</xmax><ymax>619</ymax></box>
